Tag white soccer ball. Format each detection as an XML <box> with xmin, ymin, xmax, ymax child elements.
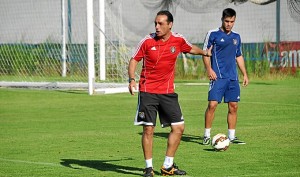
<box><xmin>212</xmin><ymin>133</ymin><xmax>230</xmax><ymax>151</ymax></box>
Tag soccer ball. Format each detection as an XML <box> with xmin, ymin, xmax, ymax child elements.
<box><xmin>212</xmin><ymin>133</ymin><xmax>230</xmax><ymax>151</ymax></box>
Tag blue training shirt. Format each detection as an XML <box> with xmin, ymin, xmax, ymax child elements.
<box><xmin>203</xmin><ymin>28</ymin><xmax>242</xmax><ymax>80</ymax></box>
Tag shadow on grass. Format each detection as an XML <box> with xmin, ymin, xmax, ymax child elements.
<box><xmin>55</xmin><ymin>90</ymin><xmax>87</xmax><ymax>95</ymax></box>
<box><xmin>249</xmin><ymin>82</ymin><xmax>276</xmax><ymax>85</ymax></box>
<box><xmin>139</xmin><ymin>132</ymin><xmax>218</xmax><ymax>152</ymax></box>
<box><xmin>139</xmin><ymin>132</ymin><xmax>201</xmax><ymax>144</ymax></box>
<box><xmin>203</xmin><ymin>148</ymin><xmax>216</xmax><ymax>152</ymax></box>
<box><xmin>60</xmin><ymin>158</ymin><xmax>151</xmax><ymax>176</ymax></box>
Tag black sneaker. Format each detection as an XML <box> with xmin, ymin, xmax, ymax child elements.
<box><xmin>202</xmin><ymin>136</ymin><xmax>211</xmax><ymax>145</ymax></box>
<box><xmin>160</xmin><ymin>163</ymin><xmax>186</xmax><ymax>176</ymax></box>
<box><xmin>143</xmin><ymin>167</ymin><xmax>154</xmax><ymax>177</ymax></box>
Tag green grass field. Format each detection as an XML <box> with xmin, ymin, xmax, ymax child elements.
<box><xmin>0</xmin><ymin>78</ymin><xmax>300</xmax><ymax>177</ymax></box>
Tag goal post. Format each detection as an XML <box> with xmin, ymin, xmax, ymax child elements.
<box><xmin>87</xmin><ymin>0</ymin><xmax>106</xmax><ymax>95</ymax></box>
<box><xmin>61</xmin><ymin>0</ymin><xmax>67</xmax><ymax>77</ymax></box>
<box><xmin>0</xmin><ymin>0</ymin><xmax>133</xmax><ymax>93</ymax></box>
<box><xmin>99</xmin><ymin>0</ymin><xmax>106</xmax><ymax>81</ymax></box>
<box><xmin>87</xmin><ymin>0</ymin><xmax>95</xmax><ymax>95</ymax></box>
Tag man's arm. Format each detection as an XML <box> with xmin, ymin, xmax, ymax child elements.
<box><xmin>128</xmin><ymin>58</ymin><xmax>139</xmax><ymax>95</ymax></box>
<box><xmin>203</xmin><ymin>55</ymin><xmax>217</xmax><ymax>80</ymax></box>
<box><xmin>236</xmin><ymin>55</ymin><xmax>249</xmax><ymax>86</ymax></box>
<box><xmin>189</xmin><ymin>45</ymin><xmax>212</xmax><ymax>56</ymax></box>
<box><xmin>189</xmin><ymin>45</ymin><xmax>215</xmax><ymax>80</ymax></box>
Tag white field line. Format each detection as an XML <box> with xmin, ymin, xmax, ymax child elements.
<box><xmin>242</xmin><ymin>101</ymin><xmax>300</xmax><ymax>107</ymax></box>
<box><xmin>0</xmin><ymin>157</ymin><xmax>60</xmax><ymax>167</ymax></box>
<box><xmin>227</xmin><ymin>171</ymin><xmax>300</xmax><ymax>177</ymax></box>
<box><xmin>1</xmin><ymin>157</ymin><xmax>299</xmax><ymax>177</ymax></box>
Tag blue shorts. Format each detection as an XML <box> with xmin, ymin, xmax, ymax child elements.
<box><xmin>208</xmin><ymin>79</ymin><xmax>240</xmax><ymax>103</ymax></box>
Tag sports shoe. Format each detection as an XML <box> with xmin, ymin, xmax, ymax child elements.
<box><xmin>143</xmin><ymin>167</ymin><xmax>154</xmax><ymax>177</ymax></box>
<box><xmin>230</xmin><ymin>137</ymin><xmax>246</xmax><ymax>144</ymax></box>
<box><xmin>161</xmin><ymin>163</ymin><xmax>186</xmax><ymax>176</ymax></box>
<box><xmin>202</xmin><ymin>136</ymin><xmax>211</xmax><ymax>145</ymax></box>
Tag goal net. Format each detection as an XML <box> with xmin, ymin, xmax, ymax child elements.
<box><xmin>0</xmin><ymin>0</ymin><xmax>299</xmax><ymax>93</ymax></box>
<box><xmin>0</xmin><ymin>0</ymin><xmax>138</xmax><ymax>93</ymax></box>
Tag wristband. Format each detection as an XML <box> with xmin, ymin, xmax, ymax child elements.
<box><xmin>128</xmin><ymin>78</ymin><xmax>135</xmax><ymax>83</ymax></box>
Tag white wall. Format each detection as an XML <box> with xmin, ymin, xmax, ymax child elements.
<box><xmin>0</xmin><ymin>0</ymin><xmax>299</xmax><ymax>44</ymax></box>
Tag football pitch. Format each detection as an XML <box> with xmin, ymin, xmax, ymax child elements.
<box><xmin>0</xmin><ymin>78</ymin><xmax>299</xmax><ymax>177</ymax></box>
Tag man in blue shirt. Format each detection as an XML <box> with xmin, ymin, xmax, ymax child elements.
<box><xmin>202</xmin><ymin>8</ymin><xmax>249</xmax><ymax>145</ymax></box>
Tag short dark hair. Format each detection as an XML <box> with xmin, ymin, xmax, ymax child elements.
<box><xmin>222</xmin><ymin>8</ymin><xmax>236</xmax><ymax>20</ymax></box>
<box><xmin>157</xmin><ymin>10</ymin><xmax>173</xmax><ymax>23</ymax></box>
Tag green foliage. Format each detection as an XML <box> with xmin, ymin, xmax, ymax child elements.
<box><xmin>176</xmin><ymin>57</ymin><xmax>207</xmax><ymax>80</ymax></box>
<box><xmin>0</xmin><ymin>42</ymin><xmax>298</xmax><ymax>82</ymax></box>
<box><xmin>0</xmin><ymin>78</ymin><xmax>299</xmax><ymax>176</ymax></box>
<box><xmin>0</xmin><ymin>44</ymin><xmax>61</xmax><ymax>76</ymax></box>
<box><xmin>175</xmin><ymin>43</ymin><xmax>299</xmax><ymax>80</ymax></box>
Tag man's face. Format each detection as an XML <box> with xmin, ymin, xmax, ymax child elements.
<box><xmin>222</xmin><ymin>16</ymin><xmax>236</xmax><ymax>33</ymax></box>
<box><xmin>155</xmin><ymin>15</ymin><xmax>172</xmax><ymax>38</ymax></box>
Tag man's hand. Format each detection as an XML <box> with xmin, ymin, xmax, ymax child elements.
<box><xmin>207</xmin><ymin>68</ymin><xmax>217</xmax><ymax>80</ymax></box>
<box><xmin>206</xmin><ymin>46</ymin><xmax>213</xmax><ymax>57</ymax></box>
<box><xmin>128</xmin><ymin>80</ymin><xmax>137</xmax><ymax>95</ymax></box>
<box><xmin>242</xmin><ymin>75</ymin><xmax>249</xmax><ymax>87</ymax></box>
